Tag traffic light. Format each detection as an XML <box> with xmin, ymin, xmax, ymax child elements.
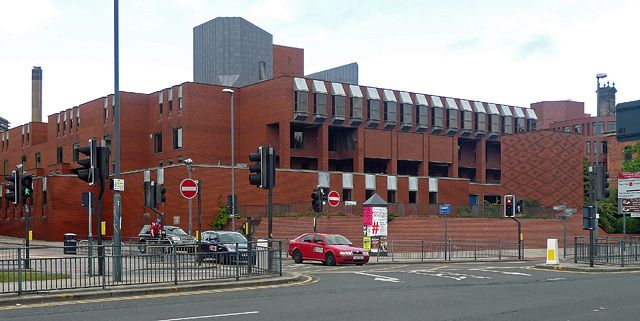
<box><xmin>21</xmin><ymin>174</ymin><xmax>33</xmax><ymax>201</ymax></box>
<box><xmin>595</xmin><ymin>165</ymin><xmax>610</xmax><ymax>200</ymax></box>
<box><xmin>155</xmin><ymin>184</ymin><xmax>166</xmax><ymax>205</ymax></box>
<box><xmin>516</xmin><ymin>198</ymin><xmax>524</xmax><ymax>214</ymax></box>
<box><xmin>73</xmin><ymin>139</ymin><xmax>98</xmax><ymax>185</ymax></box>
<box><xmin>4</xmin><ymin>171</ymin><xmax>20</xmax><ymax>205</ymax></box>
<box><xmin>311</xmin><ymin>187</ymin><xmax>323</xmax><ymax>213</ymax></box>
<box><xmin>582</xmin><ymin>205</ymin><xmax>596</xmax><ymax>230</ymax></box>
<box><xmin>504</xmin><ymin>194</ymin><xmax>515</xmax><ymax>217</ymax></box>
<box><xmin>249</xmin><ymin>146</ymin><xmax>267</xmax><ymax>188</ymax></box>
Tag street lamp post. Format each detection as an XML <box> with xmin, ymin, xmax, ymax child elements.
<box><xmin>223</xmin><ymin>88</ymin><xmax>235</xmax><ymax>231</ymax></box>
<box><xmin>185</xmin><ymin>158</ymin><xmax>193</xmax><ymax>235</ymax></box>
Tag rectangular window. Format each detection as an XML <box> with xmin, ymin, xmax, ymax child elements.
<box><xmin>602</xmin><ymin>141</ymin><xmax>608</xmax><ymax>154</ymax></box>
<box><xmin>154</xmin><ymin>132</ymin><xmax>163</xmax><ymax>153</ymax></box>
<box><xmin>586</xmin><ymin>142</ymin><xmax>591</xmax><ymax>154</ymax></box>
<box><xmin>72</xmin><ymin>143</ymin><xmax>80</xmax><ymax>162</ymax></box>
<box><xmin>365</xmin><ymin>189</ymin><xmax>375</xmax><ymax>200</ymax></box>
<box><xmin>429</xmin><ymin>192</ymin><xmax>437</xmax><ymax>204</ymax></box>
<box><xmin>409</xmin><ymin>191</ymin><xmax>417</xmax><ymax>204</ymax></box>
<box><xmin>295</xmin><ymin>91</ymin><xmax>308</xmax><ymax>113</ymax></box>
<box><xmin>104</xmin><ymin>135</ymin><xmax>112</xmax><ymax>150</ymax></box>
<box><xmin>401</xmin><ymin>103</ymin><xmax>412</xmax><ymax>124</ymax></box>
<box><xmin>475</xmin><ymin>113</ymin><xmax>486</xmax><ymax>131</ymax></box>
<box><xmin>56</xmin><ymin>147</ymin><xmax>63</xmax><ymax>164</ymax></box>
<box><xmin>516</xmin><ymin>118</ymin><xmax>526</xmax><ymax>132</ymax></box>
<box><xmin>69</xmin><ymin>118</ymin><xmax>73</xmax><ymax>129</ymax></box>
<box><xmin>314</xmin><ymin>93</ymin><xmax>327</xmax><ymax>115</ymax></box>
<box><xmin>573</xmin><ymin>125</ymin><xmax>581</xmax><ymax>134</ymax></box>
<box><xmin>606</xmin><ymin>121</ymin><xmax>616</xmax><ymax>132</ymax></box>
<box><xmin>592</xmin><ymin>141</ymin><xmax>598</xmax><ymax>154</ymax></box>
<box><xmin>384</xmin><ymin>101</ymin><xmax>397</xmax><ymax>122</ymax></box>
<box><xmin>333</xmin><ymin>95</ymin><xmax>345</xmax><ymax>117</ymax></box>
<box><xmin>387</xmin><ymin>190</ymin><xmax>396</xmax><ymax>203</ymax></box>
<box><xmin>462</xmin><ymin>111</ymin><xmax>473</xmax><ymax>130</ymax></box>
<box><xmin>342</xmin><ymin>189</ymin><xmax>353</xmax><ymax>201</ymax></box>
<box><xmin>490</xmin><ymin>114</ymin><xmax>500</xmax><ymax>132</ymax></box>
<box><xmin>35</xmin><ymin>152</ymin><xmax>41</xmax><ymax>168</ymax></box>
<box><xmin>431</xmin><ymin>107</ymin><xmax>443</xmax><ymax>127</ymax></box>
<box><xmin>21</xmin><ymin>155</ymin><xmax>26</xmax><ymax>170</ymax></box>
<box><xmin>291</xmin><ymin>130</ymin><xmax>303</xmax><ymax>149</ymax></box>
<box><xmin>350</xmin><ymin>97</ymin><xmax>363</xmax><ymax>119</ymax></box>
<box><xmin>159</xmin><ymin>102</ymin><xmax>163</xmax><ymax>115</ymax></box>
<box><xmin>417</xmin><ymin>105</ymin><xmax>428</xmax><ymax>126</ymax></box>
<box><xmin>447</xmin><ymin>109</ymin><xmax>458</xmax><ymax>128</ymax></box>
<box><xmin>178</xmin><ymin>97</ymin><xmax>183</xmax><ymax>110</ymax></box>
<box><xmin>368</xmin><ymin>99</ymin><xmax>380</xmax><ymax>121</ymax></box>
<box><xmin>3</xmin><ymin>160</ymin><xmax>8</xmax><ymax>176</ymax></box>
<box><xmin>173</xmin><ymin>127</ymin><xmax>183</xmax><ymax>149</ymax></box>
<box><xmin>502</xmin><ymin>116</ymin><xmax>513</xmax><ymax>134</ymax></box>
<box><xmin>56</xmin><ymin>122</ymin><xmax>60</xmax><ymax>137</ymax></box>
<box><xmin>168</xmin><ymin>100</ymin><xmax>173</xmax><ymax>113</ymax></box>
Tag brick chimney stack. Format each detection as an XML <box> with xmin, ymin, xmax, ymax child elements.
<box><xmin>32</xmin><ymin>66</ymin><xmax>42</xmax><ymax>122</ymax></box>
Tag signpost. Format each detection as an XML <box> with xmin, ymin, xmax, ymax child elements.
<box><xmin>439</xmin><ymin>204</ymin><xmax>452</xmax><ymax>260</ymax></box>
<box><xmin>618</xmin><ymin>172</ymin><xmax>640</xmax><ymax>237</ymax></box>
<box><xmin>328</xmin><ymin>190</ymin><xmax>340</xmax><ymax>207</ymax></box>
<box><xmin>179</xmin><ymin>178</ymin><xmax>198</xmax><ymax>199</ymax></box>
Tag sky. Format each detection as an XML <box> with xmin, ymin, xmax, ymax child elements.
<box><xmin>1</xmin><ymin>0</ymin><xmax>639</xmax><ymax>127</ymax></box>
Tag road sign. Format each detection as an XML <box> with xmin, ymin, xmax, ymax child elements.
<box><xmin>327</xmin><ymin>190</ymin><xmax>340</xmax><ymax>207</ymax></box>
<box><xmin>112</xmin><ymin>178</ymin><xmax>125</xmax><ymax>191</ymax></box>
<box><xmin>439</xmin><ymin>204</ymin><xmax>452</xmax><ymax>215</ymax></box>
<box><xmin>618</xmin><ymin>172</ymin><xmax>640</xmax><ymax>199</ymax></box>
<box><xmin>179</xmin><ymin>178</ymin><xmax>198</xmax><ymax>199</ymax></box>
<box><xmin>565</xmin><ymin>208</ymin><xmax>577</xmax><ymax>215</ymax></box>
<box><xmin>621</xmin><ymin>198</ymin><xmax>640</xmax><ymax>214</ymax></box>
<box><xmin>553</xmin><ymin>204</ymin><xmax>566</xmax><ymax>211</ymax></box>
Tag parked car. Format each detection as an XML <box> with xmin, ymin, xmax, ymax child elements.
<box><xmin>288</xmin><ymin>233</ymin><xmax>369</xmax><ymax>266</ymax></box>
<box><xmin>197</xmin><ymin>230</ymin><xmax>253</xmax><ymax>264</ymax></box>
<box><xmin>138</xmin><ymin>225</ymin><xmax>196</xmax><ymax>253</ymax></box>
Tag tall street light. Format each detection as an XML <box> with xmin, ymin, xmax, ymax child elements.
<box><xmin>222</xmin><ymin>88</ymin><xmax>235</xmax><ymax>231</ymax></box>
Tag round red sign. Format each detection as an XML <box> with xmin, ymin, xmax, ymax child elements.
<box><xmin>179</xmin><ymin>179</ymin><xmax>198</xmax><ymax>199</ymax></box>
<box><xmin>328</xmin><ymin>190</ymin><xmax>340</xmax><ymax>207</ymax></box>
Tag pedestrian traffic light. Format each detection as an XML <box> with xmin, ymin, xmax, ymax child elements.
<box><xmin>249</xmin><ymin>146</ymin><xmax>266</xmax><ymax>188</ymax></box>
<box><xmin>504</xmin><ymin>194</ymin><xmax>515</xmax><ymax>217</ymax></box>
<box><xmin>311</xmin><ymin>187</ymin><xmax>323</xmax><ymax>213</ymax></box>
<box><xmin>4</xmin><ymin>171</ymin><xmax>20</xmax><ymax>205</ymax></box>
<box><xmin>595</xmin><ymin>165</ymin><xmax>610</xmax><ymax>200</ymax></box>
<box><xmin>155</xmin><ymin>184</ymin><xmax>166</xmax><ymax>205</ymax></box>
<box><xmin>21</xmin><ymin>174</ymin><xmax>33</xmax><ymax>201</ymax></box>
<box><xmin>73</xmin><ymin>139</ymin><xmax>97</xmax><ymax>185</ymax></box>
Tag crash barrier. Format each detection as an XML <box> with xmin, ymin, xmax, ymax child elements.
<box><xmin>0</xmin><ymin>241</ymin><xmax>282</xmax><ymax>295</ymax></box>
<box><xmin>368</xmin><ymin>239</ymin><xmax>524</xmax><ymax>262</ymax></box>
<box><xmin>574</xmin><ymin>236</ymin><xmax>640</xmax><ymax>267</ymax></box>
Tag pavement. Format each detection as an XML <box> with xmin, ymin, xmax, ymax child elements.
<box><xmin>1</xmin><ymin>236</ymin><xmax>639</xmax><ymax>307</ymax></box>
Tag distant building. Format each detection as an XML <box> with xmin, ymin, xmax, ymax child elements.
<box><xmin>306</xmin><ymin>62</ymin><xmax>359</xmax><ymax>85</ymax></box>
<box><xmin>0</xmin><ymin>116</ymin><xmax>8</xmax><ymax>132</ymax></box>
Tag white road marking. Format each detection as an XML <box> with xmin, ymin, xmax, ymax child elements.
<box><xmin>546</xmin><ymin>277</ymin><xmax>567</xmax><ymax>281</ymax></box>
<box><xmin>354</xmin><ymin>271</ymin><xmax>402</xmax><ymax>283</ymax></box>
<box><xmin>467</xmin><ymin>268</ymin><xmax>533</xmax><ymax>276</ymax></box>
<box><xmin>410</xmin><ymin>270</ymin><xmax>492</xmax><ymax>281</ymax></box>
<box><xmin>157</xmin><ymin>311</ymin><xmax>259</xmax><ymax>321</ymax></box>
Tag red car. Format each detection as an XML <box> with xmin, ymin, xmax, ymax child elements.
<box><xmin>288</xmin><ymin>233</ymin><xmax>369</xmax><ymax>266</ymax></box>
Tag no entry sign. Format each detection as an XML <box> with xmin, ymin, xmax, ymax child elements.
<box><xmin>328</xmin><ymin>190</ymin><xmax>340</xmax><ymax>207</ymax></box>
<box><xmin>180</xmin><ymin>179</ymin><xmax>198</xmax><ymax>199</ymax></box>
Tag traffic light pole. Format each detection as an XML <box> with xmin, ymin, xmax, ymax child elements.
<box><xmin>24</xmin><ymin>203</ymin><xmax>30</xmax><ymax>270</ymax></box>
<box><xmin>511</xmin><ymin>217</ymin><xmax>522</xmax><ymax>260</ymax></box>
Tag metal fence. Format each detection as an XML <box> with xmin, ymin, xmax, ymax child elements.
<box><xmin>368</xmin><ymin>239</ymin><xmax>524</xmax><ymax>262</ymax></box>
<box><xmin>0</xmin><ymin>241</ymin><xmax>282</xmax><ymax>295</ymax></box>
<box><xmin>236</xmin><ymin>202</ymin><xmax>557</xmax><ymax>219</ymax></box>
<box><xmin>574</xmin><ymin>236</ymin><xmax>640</xmax><ymax>266</ymax></box>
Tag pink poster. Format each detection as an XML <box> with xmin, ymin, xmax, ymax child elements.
<box><xmin>363</xmin><ymin>206</ymin><xmax>373</xmax><ymax>226</ymax></box>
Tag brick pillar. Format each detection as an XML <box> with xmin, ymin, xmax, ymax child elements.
<box><xmin>476</xmin><ymin>139</ymin><xmax>486</xmax><ymax>183</ymax></box>
<box><xmin>389</xmin><ymin>131</ymin><xmax>398</xmax><ymax>175</ymax></box>
<box><xmin>354</xmin><ymin>127</ymin><xmax>365</xmax><ymax>173</ymax></box>
<box><xmin>421</xmin><ymin>134</ymin><xmax>430</xmax><ymax>176</ymax></box>
<box><xmin>450</xmin><ymin>136</ymin><xmax>459</xmax><ymax>178</ymax></box>
<box><xmin>278</xmin><ymin>121</ymin><xmax>291</xmax><ymax>169</ymax></box>
<box><xmin>318</xmin><ymin>124</ymin><xmax>329</xmax><ymax>171</ymax></box>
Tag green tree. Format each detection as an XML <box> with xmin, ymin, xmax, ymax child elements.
<box><xmin>210</xmin><ymin>195</ymin><xmax>230</xmax><ymax>230</ymax></box>
<box><xmin>622</xmin><ymin>141</ymin><xmax>640</xmax><ymax>172</ymax></box>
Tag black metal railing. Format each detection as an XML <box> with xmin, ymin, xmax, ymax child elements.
<box><xmin>0</xmin><ymin>241</ymin><xmax>282</xmax><ymax>295</ymax></box>
<box><xmin>574</xmin><ymin>236</ymin><xmax>640</xmax><ymax>266</ymax></box>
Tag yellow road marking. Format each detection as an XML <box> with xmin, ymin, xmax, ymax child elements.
<box><xmin>0</xmin><ymin>275</ymin><xmax>316</xmax><ymax>311</ymax></box>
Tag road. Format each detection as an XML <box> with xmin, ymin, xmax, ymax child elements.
<box><xmin>2</xmin><ymin>261</ymin><xmax>639</xmax><ymax>321</ymax></box>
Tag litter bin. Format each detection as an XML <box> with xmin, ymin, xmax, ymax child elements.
<box><xmin>63</xmin><ymin>233</ymin><xmax>77</xmax><ymax>255</ymax></box>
